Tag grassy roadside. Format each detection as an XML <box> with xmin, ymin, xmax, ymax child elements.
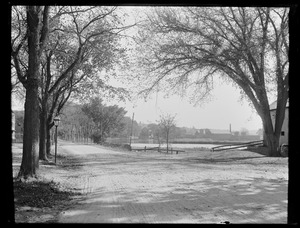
<box><xmin>12</xmin><ymin>143</ymin><xmax>82</xmax><ymax>223</ymax></box>
<box><xmin>13</xmin><ymin>178</ymin><xmax>81</xmax><ymax>223</ymax></box>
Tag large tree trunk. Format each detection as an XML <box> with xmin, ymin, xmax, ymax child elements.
<box><xmin>46</xmin><ymin>124</ymin><xmax>52</xmax><ymax>156</ymax></box>
<box><xmin>263</xmin><ymin>119</ymin><xmax>281</xmax><ymax>157</ymax></box>
<box><xmin>18</xmin><ymin>82</ymin><xmax>40</xmax><ymax>178</ymax></box>
<box><xmin>18</xmin><ymin>6</ymin><xmax>49</xmax><ymax>179</ymax></box>
<box><xmin>244</xmin><ymin>83</ymin><xmax>287</xmax><ymax>157</ymax></box>
<box><xmin>39</xmin><ymin>99</ymin><xmax>48</xmax><ymax>160</ymax></box>
<box><xmin>260</xmin><ymin>99</ymin><xmax>287</xmax><ymax>157</ymax></box>
<box><xmin>46</xmin><ymin>115</ymin><xmax>54</xmax><ymax>156</ymax></box>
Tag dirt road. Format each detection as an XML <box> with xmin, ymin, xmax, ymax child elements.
<box><xmin>55</xmin><ymin>144</ymin><xmax>288</xmax><ymax>223</ymax></box>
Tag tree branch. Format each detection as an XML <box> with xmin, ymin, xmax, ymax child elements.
<box><xmin>48</xmin><ymin>45</ymin><xmax>83</xmax><ymax>94</ymax></box>
<box><xmin>39</xmin><ymin>6</ymin><xmax>50</xmax><ymax>51</ymax></box>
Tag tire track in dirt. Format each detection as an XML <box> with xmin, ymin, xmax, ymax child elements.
<box><xmin>81</xmin><ymin>175</ymin><xmax>93</xmax><ymax>195</ymax></box>
<box><xmin>108</xmin><ymin>163</ymin><xmax>153</xmax><ymax>223</ymax></box>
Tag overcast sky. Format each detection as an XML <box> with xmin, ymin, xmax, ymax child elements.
<box><xmin>118</xmin><ymin>78</ymin><xmax>263</xmax><ymax>132</ymax></box>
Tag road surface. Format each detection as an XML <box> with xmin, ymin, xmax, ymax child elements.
<box><xmin>56</xmin><ymin>144</ymin><xmax>288</xmax><ymax>223</ymax></box>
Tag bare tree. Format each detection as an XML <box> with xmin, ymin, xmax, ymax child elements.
<box><xmin>158</xmin><ymin>113</ymin><xmax>176</xmax><ymax>153</ymax></box>
<box><xmin>135</xmin><ymin>7</ymin><xmax>289</xmax><ymax>156</ymax></box>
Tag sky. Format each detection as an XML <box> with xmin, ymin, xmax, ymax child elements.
<box><xmin>116</xmin><ymin>78</ymin><xmax>263</xmax><ymax>132</ymax></box>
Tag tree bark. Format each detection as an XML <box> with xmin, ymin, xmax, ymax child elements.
<box><xmin>18</xmin><ymin>80</ymin><xmax>40</xmax><ymax>178</ymax></box>
<box><xmin>46</xmin><ymin>124</ymin><xmax>52</xmax><ymax>156</ymax></box>
<box><xmin>262</xmin><ymin>115</ymin><xmax>281</xmax><ymax>157</ymax></box>
<box><xmin>46</xmin><ymin>119</ymin><xmax>54</xmax><ymax>156</ymax></box>
<box><xmin>39</xmin><ymin>98</ymin><xmax>48</xmax><ymax>160</ymax></box>
<box><xmin>18</xmin><ymin>6</ymin><xmax>49</xmax><ymax>178</ymax></box>
<box><xmin>259</xmin><ymin>97</ymin><xmax>287</xmax><ymax>157</ymax></box>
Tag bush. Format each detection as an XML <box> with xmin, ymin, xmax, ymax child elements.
<box><xmin>122</xmin><ymin>144</ymin><xmax>132</xmax><ymax>151</ymax></box>
<box><xmin>91</xmin><ymin>132</ymin><xmax>104</xmax><ymax>144</ymax></box>
<box><xmin>100</xmin><ymin>142</ymin><xmax>131</xmax><ymax>151</ymax></box>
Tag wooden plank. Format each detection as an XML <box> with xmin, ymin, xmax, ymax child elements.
<box><xmin>132</xmin><ymin>147</ymin><xmax>159</xmax><ymax>151</ymax></box>
<box><xmin>132</xmin><ymin>146</ymin><xmax>185</xmax><ymax>153</ymax></box>
<box><xmin>211</xmin><ymin>140</ymin><xmax>264</xmax><ymax>152</ymax></box>
<box><xmin>211</xmin><ymin>140</ymin><xmax>263</xmax><ymax>150</ymax></box>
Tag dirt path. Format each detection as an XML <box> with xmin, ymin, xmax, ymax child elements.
<box><xmin>54</xmin><ymin>144</ymin><xmax>288</xmax><ymax>223</ymax></box>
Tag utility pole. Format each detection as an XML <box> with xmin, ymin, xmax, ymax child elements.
<box><xmin>129</xmin><ymin>112</ymin><xmax>135</xmax><ymax>147</ymax></box>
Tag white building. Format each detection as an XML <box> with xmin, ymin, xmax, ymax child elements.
<box><xmin>269</xmin><ymin>99</ymin><xmax>289</xmax><ymax>146</ymax></box>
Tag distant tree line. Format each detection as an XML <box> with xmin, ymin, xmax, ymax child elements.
<box><xmin>14</xmin><ymin>106</ymin><xmax>262</xmax><ymax>146</ymax></box>
<box><xmin>58</xmin><ymin>98</ymin><xmax>139</xmax><ymax>144</ymax></box>
<box><xmin>138</xmin><ymin>125</ymin><xmax>260</xmax><ymax>142</ymax></box>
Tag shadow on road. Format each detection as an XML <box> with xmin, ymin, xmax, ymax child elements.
<box><xmin>59</xmin><ymin>176</ymin><xmax>287</xmax><ymax>223</ymax></box>
<box><xmin>55</xmin><ymin>144</ymin><xmax>288</xmax><ymax>223</ymax></box>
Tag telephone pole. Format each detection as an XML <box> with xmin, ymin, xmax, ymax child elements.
<box><xmin>129</xmin><ymin>112</ymin><xmax>135</xmax><ymax>147</ymax></box>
